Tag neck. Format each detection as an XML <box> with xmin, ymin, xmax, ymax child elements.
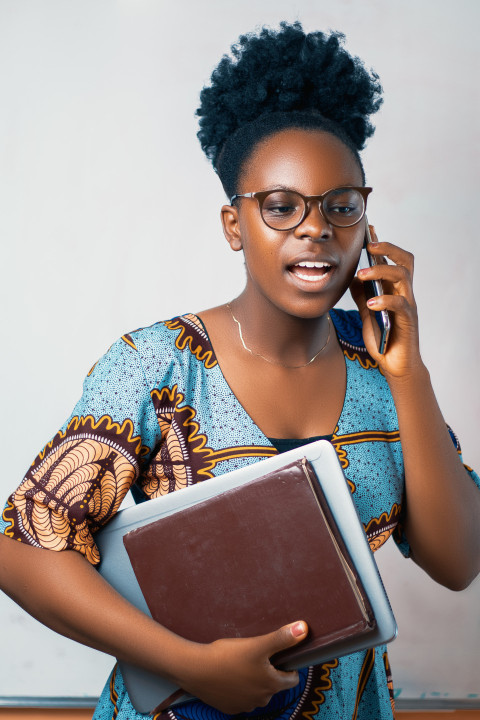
<box><xmin>229</xmin><ymin>290</ymin><xmax>333</xmax><ymax>367</ymax></box>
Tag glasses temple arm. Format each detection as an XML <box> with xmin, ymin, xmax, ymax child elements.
<box><xmin>230</xmin><ymin>192</ymin><xmax>255</xmax><ymax>204</ymax></box>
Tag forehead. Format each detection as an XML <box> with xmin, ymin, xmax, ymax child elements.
<box><xmin>239</xmin><ymin>128</ymin><xmax>363</xmax><ymax>193</ymax></box>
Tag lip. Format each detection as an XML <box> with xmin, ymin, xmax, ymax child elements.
<box><xmin>286</xmin><ymin>255</ymin><xmax>338</xmax><ymax>291</ymax></box>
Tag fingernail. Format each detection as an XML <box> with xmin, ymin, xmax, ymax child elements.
<box><xmin>357</xmin><ymin>268</ymin><xmax>368</xmax><ymax>277</ymax></box>
<box><xmin>291</xmin><ymin>621</ymin><xmax>306</xmax><ymax>637</ymax></box>
<box><xmin>367</xmin><ymin>298</ymin><xmax>377</xmax><ymax>307</ymax></box>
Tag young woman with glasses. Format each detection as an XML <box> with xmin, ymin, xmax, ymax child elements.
<box><xmin>1</xmin><ymin>22</ymin><xmax>479</xmax><ymax>720</ymax></box>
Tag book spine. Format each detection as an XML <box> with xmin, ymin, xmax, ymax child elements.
<box><xmin>300</xmin><ymin>458</ymin><xmax>373</xmax><ymax>627</ymax></box>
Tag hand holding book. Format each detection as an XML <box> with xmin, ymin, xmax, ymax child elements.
<box><xmin>168</xmin><ymin>621</ymin><xmax>309</xmax><ymax>714</ymax></box>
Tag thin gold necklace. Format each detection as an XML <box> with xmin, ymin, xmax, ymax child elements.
<box><xmin>226</xmin><ymin>303</ymin><xmax>331</xmax><ymax>369</ymax></box>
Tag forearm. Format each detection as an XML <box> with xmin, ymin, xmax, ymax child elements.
<box><xmin>0</xmin><ymin>532</ymin><xmax>307</xmax><ymax>714</ymax></box>
<box><xmin>387</xmin><ymin>364</ymin><xmax>480</xmax><ymax>589</ymax></box>
<box><xmin>0</xmin><ymin>533</ymin><xmax>198</xmax><ymax>684</ymax></box>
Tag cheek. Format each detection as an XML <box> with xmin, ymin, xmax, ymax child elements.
<box><xmin>335</xmin><ymin>231</ymin><xmax>365</xmax><ymax>290</ymax></box>
<box><xmin>344</xmin><ymin>248</ymin><xmax>363</xmax><ymax>284</ymax></box>
<box><xmin>344</xmin><ymin>227</ymin><xmax>365</xmax><ymax>265</ymax></box>
<box><xmin>349</xmin><ymin>241</ymin><xmax>364</xmax><ymax>269</ymax></box>
<box><xmin>242</xmin><ymin>241</ymin><xmax>281</xmax><ymax>279</ymax></box>
<box><xmin>240</xmin><ymin>219</ymin><xmax>283</xmax><ymax>265</ymax></box>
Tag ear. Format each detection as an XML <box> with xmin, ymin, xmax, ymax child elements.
<box><xmin>221</xmin><ymin>204</ymin><xmax>243</xmax><ymax>252</ymax></box>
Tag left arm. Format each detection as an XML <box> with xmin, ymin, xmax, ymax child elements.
<box><xmin>352</xmin><ymin>230</ymin><xmax>480</xmax><ymax>590</ymax></box>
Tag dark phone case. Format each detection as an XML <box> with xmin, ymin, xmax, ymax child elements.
<box><xmin>363</xmin><ymin>230</ymin><xmax>391</xmax><ymax>354</ymax></box>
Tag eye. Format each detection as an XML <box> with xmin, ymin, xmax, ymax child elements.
<box><xmin>262</xmin><ymin>191</ymin><xmax>302</xmax><ymax>217</ymax></box>
<box><xmin>329</xmin><ymin>204</ymin><xmax>357</xmax><ymax>215</ymax></box>
<box><xmin>324</xmin><ymin>189</ymin><xmax>363</xmax><ymax>218</ymax></box>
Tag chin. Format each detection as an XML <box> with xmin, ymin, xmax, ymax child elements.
<box><xmin>281</xmin><ymin>301</ymin><xmax>334</xmax><ymax>321</ymax></box>
<box><xmin>285</xmin><ymin>289</ymin><xmax>350</xmax><ymax>320</ymax></box>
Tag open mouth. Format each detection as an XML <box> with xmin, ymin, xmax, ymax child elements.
<box><xmin>288</xmin><ymin>260</ymin><xmax>333</xmax><ymax>283</ymax></box>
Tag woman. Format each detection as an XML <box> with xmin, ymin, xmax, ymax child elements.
<box><xmin>1</xmin><ymin>22</ymin><xmax>479</xmax><ymax>720</ymax></box>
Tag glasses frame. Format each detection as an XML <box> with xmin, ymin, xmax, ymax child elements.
<box><xmin>230</xmin><ymin>186</ymin><xmax>373</xmax><ymax>230</ymax></box>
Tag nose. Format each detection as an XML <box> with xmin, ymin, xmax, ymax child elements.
<box><xmin>294</xmin><ymin>200</ymin><xmax>332</xmax><ymax>241</ymax></box>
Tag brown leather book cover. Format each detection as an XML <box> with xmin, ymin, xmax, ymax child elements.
<box><xmin>123</xmin><ymin>458</ymin><xmax>375</xmax><ymax>669</ymax></box>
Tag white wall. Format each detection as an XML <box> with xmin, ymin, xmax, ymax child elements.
<box><xmin>0</xmin><ymin>0</ymin><xmax>479</xmax><ymax>704</ymax></box>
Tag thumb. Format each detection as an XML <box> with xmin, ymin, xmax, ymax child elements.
<box><xmin>261</xmin><ymin>621</ymin><xmax>309</xmax><ymax>656</ymax></box>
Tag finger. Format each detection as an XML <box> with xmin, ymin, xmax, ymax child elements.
<box><xmin>357</xmin><ymin>264</ymin><xmax>415</xmax><ymax>305</ymax></box>
<box><xmin>271</xmin><ymin>667</ymin><xmax>301</xmax><ymax>692</ymax></box>
<box><xmin>358</xmin><ymin>263</ymin><xmax>412</xmax><ymax>286</ymax></box>
<box><xmin>249</xmin><ymin>667</ymin><xmax>300</xmax><ymax>710</ymax></box>
<box><xmin>259</xmin><ymin>621</ymin><xmax>308</xmax><ymax>657</ymax></box>
<box><xmin>366</xmin><ymin>241</ymin><xmax>415</xmax><ymax>278</ymax></box>
<box><xmin>350</xmin><ymin>277</ymin><xmax>383</xmax><ymax>359</ymax></box>
<box><xmin>366</xmin><ymin>293</ymin><xmax>416</xmax><ymax>321</ymax></box>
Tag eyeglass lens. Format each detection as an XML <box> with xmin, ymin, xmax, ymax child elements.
<box><xmin>260</xmin><ymin>188</ymin><xmax>366</xmax><ymax>229</ymax></box>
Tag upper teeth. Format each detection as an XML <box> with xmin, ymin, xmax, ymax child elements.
<box><xmin>296</xmin><ymin>261</ymin><xmax>330</xmax><ymax>268</ymax></box>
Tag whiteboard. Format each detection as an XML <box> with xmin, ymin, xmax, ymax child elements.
<box><xmin>1</xmin><ymin>0</ymin><xmax>479</xmax><ymax>707</ymax></box>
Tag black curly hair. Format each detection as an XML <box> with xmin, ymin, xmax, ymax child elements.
<box><xmin>196</xmin><ymin>22</ymin><xmax>383</xmax><ymax>198</ymax></box>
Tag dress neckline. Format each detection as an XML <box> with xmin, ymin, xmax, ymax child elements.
<box><xmin>191</xmin><ymin>311</ymin><xmax>349</xmax><ymax>444</ymax></box>
<box><xmin>268</xmin><ymin>435</ymin><xmax>333</xmax><ymax>454</ymax></box>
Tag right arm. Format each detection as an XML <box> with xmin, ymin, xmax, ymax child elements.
<box><xmin>1</xmin><ymin>333</ymin><xmax>307</xmax><ymax>712</ymax></box>
<box><xmin>0</xmin><ymin>529</ymin><xmax>307</xmax><ymax>714</ymax></box>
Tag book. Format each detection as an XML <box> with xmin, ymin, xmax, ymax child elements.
<box><xmin>123</xmin><ymin>457</ymin><xmax>375</xmax><ymax>671</ymax></box>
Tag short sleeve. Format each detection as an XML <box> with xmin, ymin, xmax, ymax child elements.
<box><xmin>0</xmin><ymin>336</ymin><xmax>162</xmax><ymax>565</ymax></box>
<box><xmin>393</xmin><ymin>425</ymin><xmax>480</xmax><ymax>558</ymax></box>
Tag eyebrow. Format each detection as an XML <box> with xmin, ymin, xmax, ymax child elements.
<box><xmin>261</xmin><ymin>185</ymin><xmax>297</xmax><ymax>192</ymax></box>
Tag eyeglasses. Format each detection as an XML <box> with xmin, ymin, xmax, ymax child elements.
<box><xmin>230</xmin><ymin>186</ymin><xmax>372</xmax><ymax>230</ymax></box>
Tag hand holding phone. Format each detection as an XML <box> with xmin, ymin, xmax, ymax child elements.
<box><xmin>360</xmin><ymin>222</ymin><xmax>391</xmax><ymax>354</ymax></box>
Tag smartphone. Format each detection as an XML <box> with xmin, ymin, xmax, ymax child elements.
<box><xmin>360</xmin><ymin>221</ymin><xmax>391</xmax><ymax>354</ymax></box>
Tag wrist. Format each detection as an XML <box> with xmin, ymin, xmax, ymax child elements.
<box><xmin>384</xmin><ymin>361</ymin><xmax>431</xmax><ymax>398</ymax></box>
<box><xmin>134</xmin><ymin>621</ymin><xmax>205</xmax><ymax>687</ymax></box>
<box><xmin>165</xmin><ymin>636</ymin><xmax>211</xmax><ymax>689</ymax></box>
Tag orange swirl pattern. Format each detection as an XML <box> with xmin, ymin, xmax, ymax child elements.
<box><xmin>383</xmin><ymin>652</ymin><xmax>396</xmax><ymax>716</ymax></box>
<box><xmin>331</xmin><ymin>428</ymin><xmax>401</xmax><ymax>479</ymax></box>
<box><xmin>143</xmin><ymin>385</ymin><xmax>213</xmax><ymax>496</ymax></box>
<box><xmin>365</xmin><ymin>503</ymin><xmax>402</xmax><ymax>552</ymax></box>
<box><xmin>141</xmin><ymin>384</ymin><xmax>276</xmax><ymax>498</ymax></box>
<box><xmin>302</xmin><ymin>660</ymin><xmax>339</xmax><ymax>719</ymax></box>
<box><xmin>4</xmin><ymin>415</ymin><xmax>147</xmax><ymax>565</ymax></box>
<box><xmin>121</xmin><ymin>333</ymin><xmax>138</xmax><ymax>351</ymax></box>
<box><xmin>164</xmin><ymin>315</ymin><xmax>218</xmax><ymax>369</ymax></box>
<box><xmin>351</xmin><ymin>648</ymin><xmax>376</xmax><ymax>720</ymax></box>
<box><xmin>339</xmin><ymin>340</ymin><xmax>379</xmax><ymax>371</ymax></box>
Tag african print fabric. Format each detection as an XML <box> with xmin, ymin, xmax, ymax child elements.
<box><xmin>2</xmin><ymin>309</ymin><xmax>479</xmax><ymax>720</ymax></box>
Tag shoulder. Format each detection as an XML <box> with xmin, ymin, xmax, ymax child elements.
<box><xmin>84</xmin><ymin>317</ymin><xmax>185</xmax><ymax>383</ymax></box>
<box><xmin>330</xmin><ymin>308</ymin><xmax>381</xmax><ymax>371</ymax></box>
<box><xmin>85</xmin><ymin>313</ymin><xmax>214</xmax><ymax>393</ymax></box>
<box><xmin>111</xmin><ymin>314</ymin><xmax>218</xmax><ymax>390</ymax></box>
<box><xmin>330</xmin><ymin>308</ymin><xmax>365</xmax><ymax>349</ymax></box>
<box><xmin>124</xmin><ymin>314</ymin><xmax>213</xmax><ymax>364</ymax></box>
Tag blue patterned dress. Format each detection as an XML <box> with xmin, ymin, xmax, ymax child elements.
<box><xmin>2</xmin><ymin>309</ymin><xmax>479</xmax><ymax>720</ymax></box>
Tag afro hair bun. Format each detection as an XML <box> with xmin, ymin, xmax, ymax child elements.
<box><xmin>197</xmin><ymin>21</ymin><xmax>383</xmax><ymax>169</ymax></box>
